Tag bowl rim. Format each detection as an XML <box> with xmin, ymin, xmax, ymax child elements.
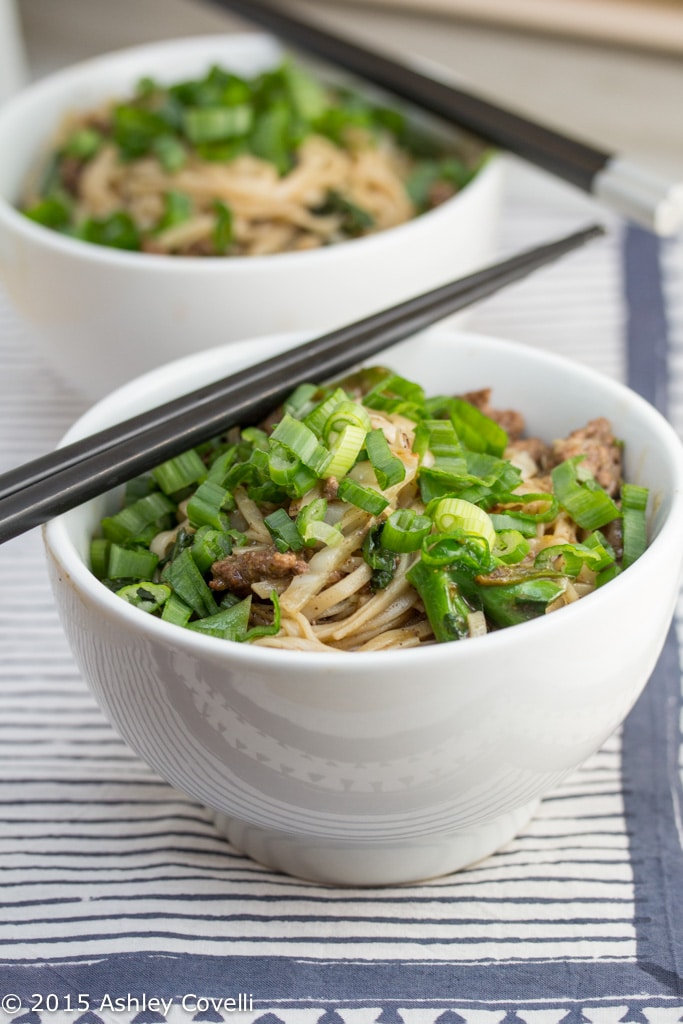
<box><xmin>0</xmin><ymin>30</ymin><xmax>499</xmax><ymax>272</ymax></box>
<box><xmin>43</xmin><ymin>326</ymin><xmax>683</xmax><ymax>672</ymax></box>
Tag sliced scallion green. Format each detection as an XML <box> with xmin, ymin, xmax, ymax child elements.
<box><xmin>406</xmin><ymin>559</ymin><xmax>474</xmax><ymax>642</ymax></box>
<box><xmin>161</xmin><ymin>591</ymin><xmax>193</xmax><ymax>627</ymax></box>
<box><xmin>186</xmin><ymin>480</ymin><xmax>235</xmax><ymax>531</ymax></box>
<box><xmin>101</xmin><ymin>492</ymin><xmax>175</xmax><ymax>544</ymax></box>
<box><xmin>244</xmin><ymin>592</ymin><xmax>282</xmax><ymax>640</ymax></box>
<box><xmin>115</xmin><ymin>582</ymin><xmax>171</xmax><ymax>613</ymax></box>
<box><xmin>182</xmin><ymin>104</ymin><xmax>252</xmax><ymax>143</ymax></box>
<box><xmin>161</xmin><ymin>547</ymin><xmax>218</xmax><ymax>618</ymax></box>
<box><xmin>492</xmin><ymin>530</ymin><xmax>530</xmax><ymax>565</ymax></box>
<box><xmin>270</xmin><ymin>414</ymin><xmax>330</xmax><ymax>473</ymax></box>
<box><xmin>108</xmin><ymin>544</ymin><xmax>159</xmax><ymax>581</ymax></box>
<box><xmin>265</xmin><ymin>507</ymin><xmax>304</xmax><ymax>552</ymax></box>
<box><xmin>362</xmin><ymin>524</ymin><xmax>398</xmax><ymax>590</ymax></box>
<box><xmin>155</xmin><ymin>190</ymin><xmax>193</xmax><ymax>232</ymax></box>
<box><xmin>190</xmin><ymin>526</ymin><xmax>234</xmax><ymax>574</ymax></box>
<box><xmin>213</xmin><ymin>200</ymin><xmax>234</xmax><ymax>254</ymax></box>
<box><xmin>62</xmin><ymin>128</ymin><xmax>103</xmax><ymax>160</ymax></box>
<box><xmin>621</xmin><ymin>483</ymin><xmax>649</xmax><ymax>569</ymax></box>
<box><xmin>551</xmin><ymin>457</ymin><xmax>620</xmax><ymax>530</ymax></box>
<box><xmin>295</xmin><ymin>498</ymin><xmax>341</xmax><ymax>547</ymax></box>
<box><xmin>151</xmin><ymin>447</ymin><xmax>206</xmax><ymax>494</ymax></box>
<box><xmin>187</xmin><ymin>595</ymin><xmax>252</xmax><ymax>639</ymax></box>
<box><xmin>364</xmin><ymin>428</ymin><xmax>406</xmax><ymax>488</ymax></box>
<box><xmin>323</xmin><ymin>424</ymin><xmax>367</xmax><ymax>479</ymax></box>
<box><xmin>430</xmin><ymin>497</ymin><xmax>496</xmax><ymax>549</ymax></box>
<box><xmin>89</xmin><ymin>538</ymin><xmax>111</xmax><ymax>579</ymax></box>
<box><xmin>336</xmin><ymin>477</ymin><xmax>389</xmax><ymax>516</ymax></box>
<box><xmin>380</xmin><ymin>509</ymin><xmax>431</xmax><ymax>552</ymax></box>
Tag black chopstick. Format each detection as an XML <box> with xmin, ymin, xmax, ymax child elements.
<box><xmin>0</xmin><ymin>224</ymin><xmax>603</xmax><ymax>544</ymax></box>
<box><xmin>205</xmin><ymin>0</ymin><xmax>683</xmax><ymax>236</ymax></box>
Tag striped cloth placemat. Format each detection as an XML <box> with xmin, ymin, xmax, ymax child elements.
<box><xmin>0</xmin><ymin>164</ymin><xmax>682</xmax><ymax>1023</ymax></box>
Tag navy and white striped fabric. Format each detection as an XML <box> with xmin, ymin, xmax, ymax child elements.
<box><xmin>1</xmin><ymin>163</ymin><xmax>682</xmax><ymax>1022</ymax></box>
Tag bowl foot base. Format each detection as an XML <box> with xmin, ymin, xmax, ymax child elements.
<box><xmin>210</xmin><ymin>800</ymin><xmax>540</xmax><ymax>887</ymax></box>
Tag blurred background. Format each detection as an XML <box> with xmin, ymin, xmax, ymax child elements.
<box><xmin>5</xmin><ymin>0</ymin><xmax>683</xmax><ymax>184</ymax></box>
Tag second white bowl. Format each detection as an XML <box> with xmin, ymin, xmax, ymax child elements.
<box><xmin>0</xmin><ymin>33</ymin><xmax>502</xmax><ymax>398</ymax></box>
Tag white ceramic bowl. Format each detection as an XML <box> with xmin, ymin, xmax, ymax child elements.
<box><xmin>43</xmin><ymin>328</ymin><xmax>683</xmax><ymax>886</ymax></box>
<box><xmin>0</xmin><ymin>33</ymin><xmax>502</xmax><ymax>400</ymax></box>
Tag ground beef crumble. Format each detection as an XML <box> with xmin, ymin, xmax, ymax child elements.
<box><xmin>210</xmin><ymin>546</ymin><xmax>308</xmax><ymax>596</ymax></box>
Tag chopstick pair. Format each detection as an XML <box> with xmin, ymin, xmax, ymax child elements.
<box><xmin>0</xmin><ymin>224</ymin><xmax>604</xmax><ymax>545</ymax></box>
<box><xmin>206</xmin><ymin>0</ymin><xmax>683</xmax><ymax>236</ymax></box>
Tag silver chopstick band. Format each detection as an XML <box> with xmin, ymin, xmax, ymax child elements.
<box><xmin>593</xmin><ymin>156</ymin><xmax>683</xmax><ymax>236</ymax></box>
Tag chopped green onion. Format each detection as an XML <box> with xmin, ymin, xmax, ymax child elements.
<box><xmin>420</xmin><ymin>531</ymin><xmax>494</xmax><ymax>573</ymax></box>
<box><xmin>303</xmin><ymin>388</ymin><xmax>349</xmax><ymax>437</ymax></box>
<box><xmin>301</xmin><ymin>519</ymin><xmax>342</xmax><ymax>547</ymax></box>
<box><xmin>489</xmin><ymin>512</ymin><xmax>538</xmax><ymax>538</ymax></box>
<box><xmin>112</xmin><ymin>104</ymin><xmax>171</xmax><ymax>158</ymax></box>
<box><xmin>270</xmin><ymin>413</ymin><xmax>330</xmax><ymax>473</ymax></box>
<box><xmin>533</xmin><ymin>543</ymin><xmax>604</xmax><ymax>578</ymax></box>
<box><xmin>265</xmin><ymin>507</ymin><xmax>304</xmax><ymax>552</ymax></box>
<box><xmin>77</xmin><ymin>211</ymin><xmax>140</xmax><ymax>251</ymax></box>
<box><xmin>362</xmin><ymin>524</ymin><xmax>398</xmax><ymax>590</ymax></box>
<box><xmin>250</xmin><ymin>103</ymin><xmax>292</xmax><ymax>174</ymax></box>
<box><xmin>577</xmin><ymin>533</ymin><xmax>617</xmax><ymax>572</ymax></box>
<box><xmin>241</xmin><ymin>427</ymin><xmax>269</xmax><ymax>450</ymax></box>
<box><xmin>151</xmin><ymin>448</ymin><xmax>206</xmax><ymax>494</ymax></box>
<box><xmin>380</xmin><ymin>509</ymin><xmax>431</xmax><ymax>552</ymax></box>
<box><xmin>155</xmin><ymin>190</ymin><xmax>193</xmax><ymax>233</ymax></box>
<box><xmin>190</xmin><ymin>526</ymin><xmax>234</xmax><ymax>573</ymax></box>
<box><xmin>124</xmin><ymin>475</ymin><xmax>157</xmax><ymax>502</ymax></box>
<box><xmin>322</xmin><ymin>400</ymin><xmax>372</xmax><ymax>443</ymax></box>
<box><xmin>477</xmin><ymin>578</ymin><xmax>566</xmax><ymax>628</ymax></box>
<box><xmin>430</xmin><ymin>497</ymin><xmax>496</xmax><ymax>549</ymax></box>
<box><xmin>363</xmin><ymin>373</ymin><xmax>425</xmax><ymax>419</ymax></box>
<box><xmin>621</xmin><ymin>483</ymin><xmax>649</xmax><ymax>569</ymax></box>
<box><xmin>426</xmin><ymin>395</ymin><xmax>508</xmax><ymax>456</ymax></box>
<box><xmin>364</xmin><ymin>428</ymin><xmax>406</xmax><ymax>488</ymax></box>
<box><xmin>406</xmin><ymin>559</ymin><xmax>474</xmax><ymax>642</ymax></box>
<box><xmin>267</xmin><ymin>443</ymin><xmax>318</xmax><ymax>497</ymax></box>
<box><xmin>115</xmin><ymin>582</ymin><xmax>171</xmax><ymax>613</ymax></box>
<box><xmin>213</xmin><ymin>200</ymin><xmax>234</xmax><ymax>254</ymax></box>
<box><xmin>206</xmin><ymin>446</ymin><xmax>238</xmax><ymax>483</ymax></box>
<box><xmin>62</xmin><ymin>128</ymin><xmax>103</xmax><ymax>160</ymax></box>
<box><xmin>323</xmin><ymin>424</ymin><xmax>367</xmax><ymax>479</ymax></box>
<box><xmin>108</xmin><ymin>544</ymin><xmax>159</xmax><ymax>581</ymax></box>
<box><xmin>284</xmin><ymin>383</ymin><xmax>319</xmax><ymax>419</ymax></box>
<box><xmin>89</xmin><ymin>538</ymin><xmax>111</xmax><ymax>579</ymax></box>
<box><xmin>187</xmin><ymin>595</ymin><xmax>252</xmax><ymax>639</ymax></box>
<box><xmin>295</xmin><ymin>498</ymin><xmax>341</xmax><ymax>547</ymax></box>
<box><xmin>245</xmin><ymin>591</ymin><xmax>282</xmax><ymax>640</ymax></box>
<box><xmin>336</xmin><ymin>477</ymin><xmax>389</xmax><ymax>515</ymax></box>
<box><xmin>101</xmin><ymin>492</ymin><xmax>175</xmax><ymax>544</ymax></box>
<box><xmin>551</xmin><ymin>457</ymin><xmax>621</xmax><ymax>530</ymax></box>
<box><xmin>182</xmin><ymin>104</ymin><xmax>252</xmax><ymax>143</ymax></box>
<box><xmin>186</xmin><ymin>480</ymin><xmax>235</xmax><ymax>531</ymax></box>
<box><xmin>492</xmin><ymin>530</ymin><xmax>530</xmax><ymax>564</ymax></box>
<box><xmin>161</xmin><ymin>547</ymin><xmax>218</xmax><ymax>618</ymax></box>
<box><xmin>596</xmin><ymin>563</ymin><xmax>621</xmax><ymax>588</ymax></box>
<box><xmin>315</xmin><ymin>190</ymin><xmax>375</xmax><ymax>236</ymax></box>
<box><xmin>161</xmin><ymin>591</ymin><xmax>193</xmax><ymax>627</ymax></box>
<box><xmin>294</xmin><ymin>498</ymin><xmax>326</xmax><ymax>546</ymax></box>
<box><xmin>283</xmin><ymin>61</ymin><xmax>329</xmax><ymax>120</ymax></box>
<box><xmin>23</xmin><ymin>195</ymin><xmax>72</xmax><ymax>230</ymax></box>
<box><xmin>152</xmin><ymin>135</ymin><xmax>187</xmax><ymax>172</ymax></box>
